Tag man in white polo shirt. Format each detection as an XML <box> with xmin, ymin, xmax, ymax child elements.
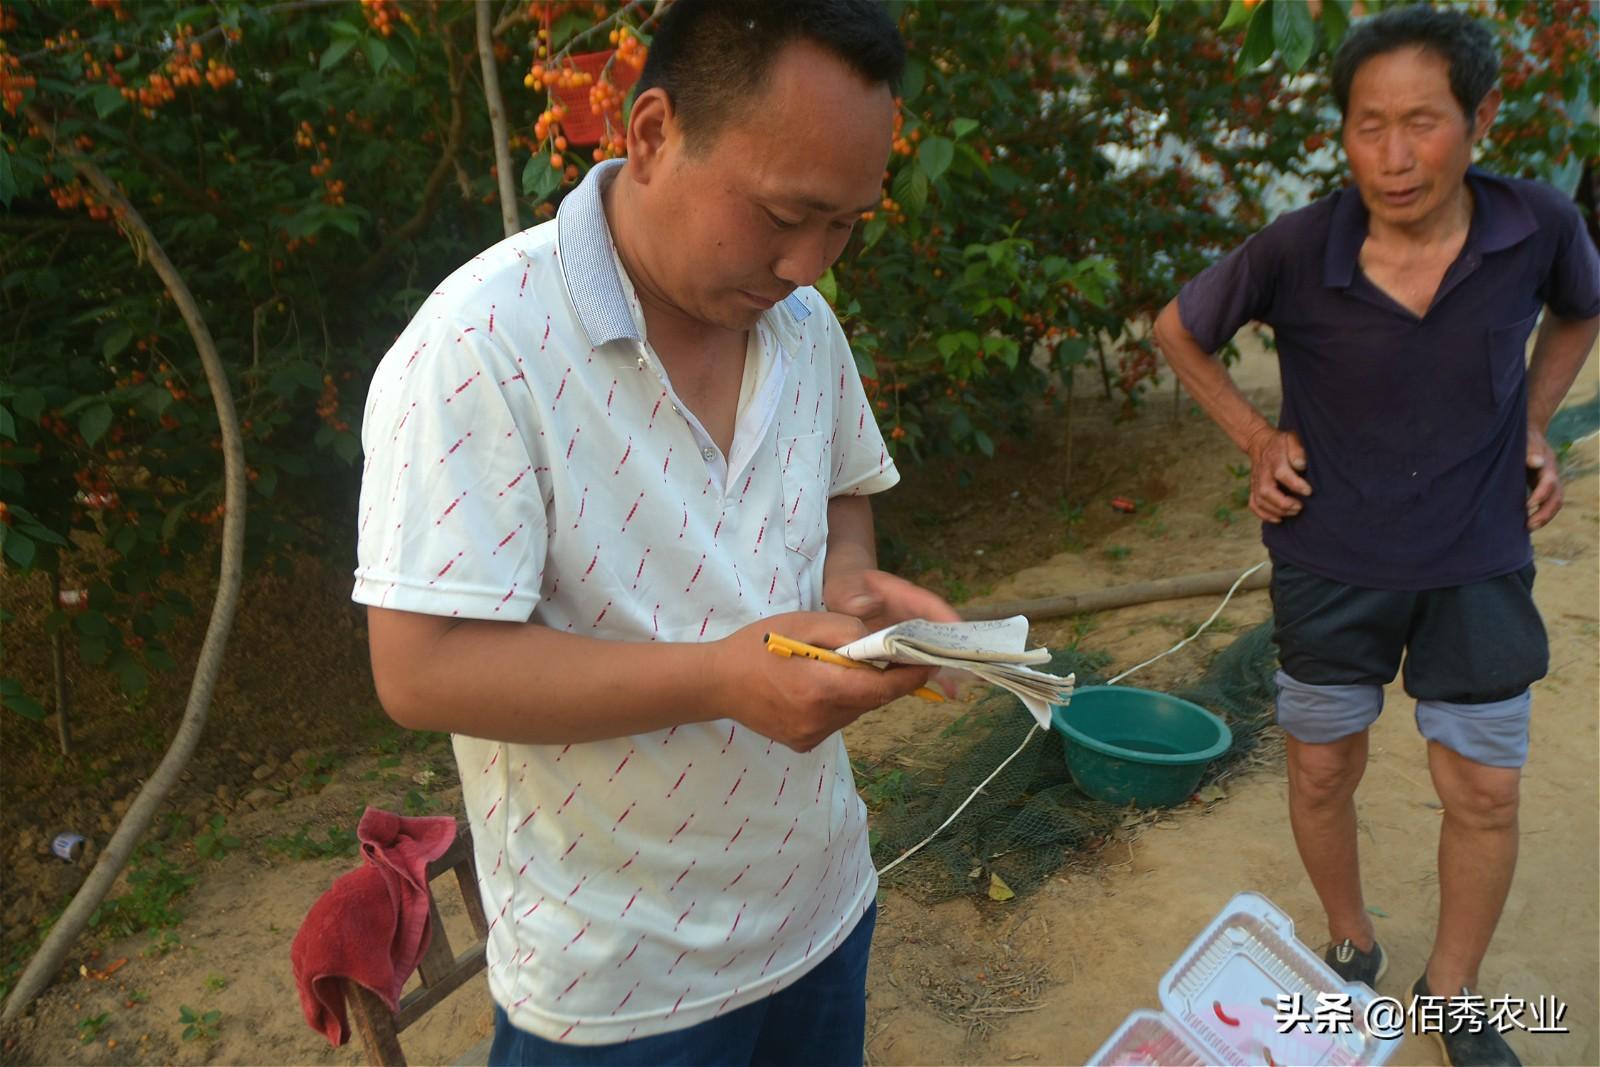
<box><xmin>353</xmin><ymin>2</ymin><xmax>956</xmax><ymax>1063</ymax></box>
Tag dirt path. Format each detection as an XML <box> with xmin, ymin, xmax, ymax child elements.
<box><xmin>4</xmin><ymin>347</ymin><xmax>1594</xmax><ymax>1067</ymax></box>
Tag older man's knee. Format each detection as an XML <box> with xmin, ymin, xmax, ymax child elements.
<box><xmin>1288</xmin><ymin>740</ymin><xmax>1368</xmax><ymax>807</ymax></box>
<box><xmin>1435</xmin><ymin>759</ymin><xmax>1521</xmax><ymax>832</ymax></box>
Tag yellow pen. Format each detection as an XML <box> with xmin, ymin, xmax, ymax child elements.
<box><xmin>763</xmin><ymin>632</ymin><xmax>945</xmax><ymax>703</ymax></box>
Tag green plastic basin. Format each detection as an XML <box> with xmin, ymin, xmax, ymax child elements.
<box><xmin>1050</xmin><ymin>685</ymin><xmax>1232</xmax><ymax>808</ymax></box>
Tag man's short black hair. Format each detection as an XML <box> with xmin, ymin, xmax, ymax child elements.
<box><xmin>634</xmin><ymin>0</ymin><xmax>905</xmax><ymax>147</ymax></box>
<box><xmin>1331</xmin><ymin>5</ymin><xmax>1499</xmax><ymax>121</ymax></box>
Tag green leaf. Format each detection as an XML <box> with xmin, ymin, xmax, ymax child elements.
<box><xmin>91</xmin><ymin>84</ymin><xmax>126</xmax><ymax>119</ymax></box>
<box><xmin>333</xmin><ymin>431</ymin><xmax>361</xmax><ymax>465</ymax></box>
<box><xmin>384</xmin><ymin>32</ymin><xmax>416</xmax><ymax>75</ymax></box>
<box><xmin>324</xmin><ymin>210</ymin><xmax>362</xmax><ymax>237</ymax></box>
<box><xmin>1237</xmin><ymin>0</ymin><xmax>1277</xmax><ymax>73</ymax></box>
<box><xmin>522</xmin><ymin>153</ymin><xmax>561</xmax><ymax>202</ymax></box>
<box><xmin>1219</xmin><ymin>0</ymin><xmax>1254</xmax><ymax>32</ymax></box>
<box><xmin>319</xmin><ymin>38</ymin><xmax>356</xmax><ymax>72</ymax></box>
<box><xmin>900</xmin><ymin>57</ymin><xmax>925</xmax><ymax>103</ymax></box>
<box><xmin>102</xmin><ymin>323</ymin><xmax>134</xmax><ymax>360</ymax></box>
<box><xmin>13</xmin><ymin>388</ymin><xmax>45</xmax><ymax>420</ymax></box>
<box><xmin>254</xmin><ymin>466</ymin><xmax>278</xmax><ymax>499</ymax></box>
<box><xmin>111</xmin><ymin>651</ymin><xmax>148</xmax><ymax>696</ymax></box>
<box><xmin>815</xmin><ymin>267</ymin><xmax>838</xmax><ymax>305</ymax></box>
<box><xmin>860</xmin><ymin>215</ymin><xmax>887</xmax><ymax>252</ymax></box>
<box><xmin>550</xmin><ymin>10</ymin><xmax>595</xmax><ymax>49</ymax></box>
<box><xmin>918</xmin><ymin>136</ymin><xmax>955</xmax><ymax>182</ymax></box>
<box><xmin>1273</xmin><ymin>0</ymin><xmax>1315</xmax><ymax>72</ymax></box>
<box><xmin>161</xmin><ymin>501</ymin><xmax>191</xmax><ymax>542</ymax></box>
<box><xmin>892</xmin><ymin>162</ymin><xmax>929</xmax><ymax>217</ymax></box>
<box><xmin>1321</xmin><ymin>0</ymin><xmax>1352</xmax><ymax>51</ymax></box>
<box><xmin>78</xmin><ymin>634</ymin><xmax>109</xmax><ymax>666</ymax></box>
<box><xmin>951</xmin><ymin>117</ymin><xmax>979</xmax><ymax>141</ymax></box>
<box><xmin>74</xmin><ymin>610</ymin><xmax>111</xmax><ymax>638</ymax></box>
<box><xmin>0</xmin><ymin>146</ymin><xmax>15</xmax><ymax>209</ymax></box>
<box><xmin>17</xmin><ymin>517</ymin><xmax>67</xmax><ymax>547</ymax></box>
<box><xmin>79</xmin><ymin>403</ymin><xmax>113</xmax><ymax>447</ymax></box>
<box><xmin>0</xmin><ymin>405</ymin><xmax>14</xmax><ymax>441</ymax></box>
<box><xmin>2</xmin><ymin>528</ymin><xmax>35</xmax><ymax>569</ymax></box>
<box><xmin>1145</xmin><ymin>9</ymin><xmax>1162</xmax><ymax>43</ymax></box>
<box><xmin>0</xmin><ymin>679</ymin><xmax>47</xmax><ymax>722</ymax></box>
<box><xmin>362</xmin><ymin>36</ymin><xmax>390</xmax><ymax>74</ymax></box>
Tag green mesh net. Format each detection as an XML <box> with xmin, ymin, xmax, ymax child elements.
<box><xmin>867</xmin><ymin>620</ymin><xmax>1282</xmax><ymax>903</ymax></box>
<box><xmin>1549</xmin><ymin>390</ymin><xmax>1600</xmax><ymax>452</ymax></box>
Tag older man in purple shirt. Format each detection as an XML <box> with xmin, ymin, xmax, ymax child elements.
<box><xmin>1155</xmin><ymin>8</ymin><xmax>1598</xmax><ymax>1067</ymax></box>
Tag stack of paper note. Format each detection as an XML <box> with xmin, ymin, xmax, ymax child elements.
<box><xmin>835</xmin><ymin>616</ymin><xmax>1074</xmax><ymax>729</ymax></box>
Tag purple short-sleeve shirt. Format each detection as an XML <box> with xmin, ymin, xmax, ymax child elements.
<box><xmin>1178</xmin><ymin>168</ymin><xmax>1600</xmax><ymax>590</ymax></box>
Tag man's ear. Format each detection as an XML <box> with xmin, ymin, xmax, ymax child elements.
<box><xmin>1471</xmin><ymin>86</ymin><xmax>1502</xmax><ymax>142</ymax></box>
<box><xmin>624</xmin><ymin>87</ymin><xmax>675</xmax><ymax>182</ymax></box>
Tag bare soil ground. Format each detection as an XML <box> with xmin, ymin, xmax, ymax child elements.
<box><xmin>3</xmin><ymin>341</ymin><xmax>1595</xmax><ymax>1067</ymax></box>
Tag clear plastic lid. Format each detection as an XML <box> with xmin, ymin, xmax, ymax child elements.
<box><xmin>1157</xmin><ymin>892</ymin><xmax>1393</xmax><ymax>1066</ymax></box>
<box><xmin>1088</xmin><ymin>891</ymin><xmax>1397</xmax><ymax>1066</ymax></box>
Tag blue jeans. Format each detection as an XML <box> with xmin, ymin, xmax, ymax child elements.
<box><xmin>488</xmin><ymin>904</ymin><xmax>875</xmax><ymax>1067</ymax></box>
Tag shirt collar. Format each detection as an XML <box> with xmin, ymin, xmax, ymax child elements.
<box><xmin>1323</xmin><ymin>167</ymin><xmax>1539</xmax><ymax>289</ymax></box>
<box><xmin>555</xmin><ymin>158</ymin><xmax>813</xmax><ymax>350</ymax></box>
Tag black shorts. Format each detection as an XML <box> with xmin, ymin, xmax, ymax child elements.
<box><xmin>1269</xmin><ymin>559</ymin><xmax>1548</xmax><ymax>705</ymax></box>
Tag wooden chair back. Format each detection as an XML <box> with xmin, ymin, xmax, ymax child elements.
<box><xmin>344</xmin><ymin>822</ymin><xmax>488</xmax><ymax>1067</ymax></box>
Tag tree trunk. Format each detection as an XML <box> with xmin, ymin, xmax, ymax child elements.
<box><xmin>477</xmin><ymin>0</ymin><xmax>521</xmax><ymax>238</ymax></box>
<box><xmin>48</xmin><ymin>571</ymin><xmax>70</xmax><ymax>760</ymax></box>
<box><xmin>1059</xmin><ymin>374</ymin><xmax>1074</xmax><ymax>512</ymax></box>
<box><xmin>958</xmin><ymin>564</ymin><xmax>1271</xmax><ymax>622</ymax></box>
<box><xmin>3</xmin><ymin>106</ymin><xmax>249</xmax><ymax>1024</ymax></box>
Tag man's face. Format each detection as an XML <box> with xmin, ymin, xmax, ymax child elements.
<box><xmin>641</xmin><ymin>40</ymin><xmax>895</xmax><ymax>331</ymax></box>
<box><xmin>1342</xmin><ymin>46</ymin><xmax>1493</xmax><ymax>232</ymax></box>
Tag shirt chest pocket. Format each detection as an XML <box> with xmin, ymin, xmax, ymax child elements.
<box><xmin>779</xmin><ymin>433</ymin><xmax>826</xmax><ymax>559</ymax></box>
<box><xmin>1485</xmin><ymin>311</ymin><xmax>1539</xmax><ymax>410</ymax></box>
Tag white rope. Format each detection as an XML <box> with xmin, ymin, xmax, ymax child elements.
<box><xmin>874</xmin><ymin>560</ymin><xmax>1269</xmax><ymax>879</ymax></box>
<box><xmin>1105</xmin><ymin>561</ymin><xmax>1267</xmax><ymax>685</ymax></box>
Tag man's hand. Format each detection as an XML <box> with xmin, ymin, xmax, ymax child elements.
<box><xmin>822</xmin><ymin>568</ymin><xmax>970</xmax><ymax>698</ymax></box>
<box><xmin>1245</xmin><ymin>427</ymin><xmax>1312</xmax><ymax>524</ymax></box>
<box><xmin>713</xmin><ymin>611</ymin><xmax>938</xmax><ymax>753</ymax></box>
<box><xmin>822</xmin><ymin>567</ymin><xmax>962</xmax><ymax>632</ymax></box>
<box><xmin>1525</xmin><ymin>426</ymin><xmax>1563</xmax><ymax>531</ymax></box>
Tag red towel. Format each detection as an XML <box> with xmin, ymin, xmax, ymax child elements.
<box><xmin>290</xmin><ymin>807</ymin><xmax>459</xmax><ymax>1046</ymax></box>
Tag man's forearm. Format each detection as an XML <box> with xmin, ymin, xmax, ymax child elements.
<box><xmin>823</xmin><ymin>493</ymin><xmax>878</xmax><ymax>586</ymax></box>
<box><xmin>1526</xmin><ymin>312</ymin><xmax>1600</xmax><ymax>432</ymax></box>
<box><xmin>1153</xmin><ymin>301</ymin><xmax>1275</xmax><ymax>455</ymax></box>
<box><xmin>367</xmin><ymin>608</ymin><xmax>723</xmax><ymax>745</ymax></box>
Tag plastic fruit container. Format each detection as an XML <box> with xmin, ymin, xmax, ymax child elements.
<box><xmin>1089</xmin><ymin>891</ymin><xmax>1398</xmax><ymax>1066</ymax></box>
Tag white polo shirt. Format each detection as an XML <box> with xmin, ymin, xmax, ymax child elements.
<box><xmin>353</xmin><ymin>160</ymin><xmax>898</xmax><ymax>1044</ymax></box>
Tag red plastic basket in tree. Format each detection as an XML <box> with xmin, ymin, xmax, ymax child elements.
<box><xmin>550</xmin><ymin>50</ymin><xmax>641</xmax><ymax>146</ymax></box>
